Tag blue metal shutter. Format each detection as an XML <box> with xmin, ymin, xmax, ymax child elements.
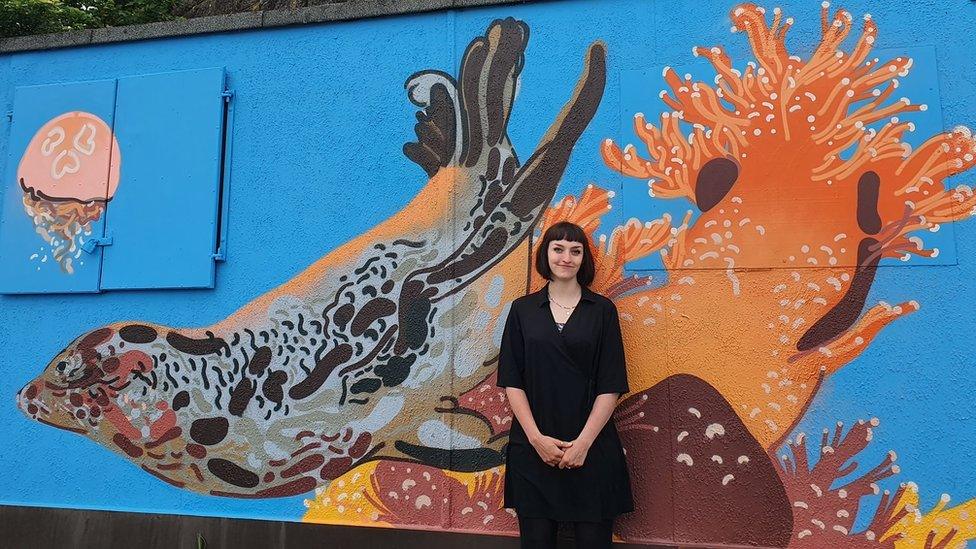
<box><xmin>0</xmin><ymin>79</ymin><xmax>118</xmax><ymax>294</ymax></box>
<box><xmin>99</xmin><ymin>67</ymin><xmax>226</xmax><ymax>290</ymax></box>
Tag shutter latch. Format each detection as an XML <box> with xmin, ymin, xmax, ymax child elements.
<box><xmin>81</xmin><ymin>235</ymin><xmax>113</xmax><ymax>254</ymax></box>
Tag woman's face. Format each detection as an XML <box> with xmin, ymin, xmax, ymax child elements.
<box><xmin>547</xmin><ymin>239</ymin><xmax>584</xmax><ymax>282</ymax></box>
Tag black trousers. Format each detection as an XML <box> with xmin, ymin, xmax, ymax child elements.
<box><xmin>517</xmin><ymin>516</ymin><xmax>613</xmax><ymax>549</ymax></box>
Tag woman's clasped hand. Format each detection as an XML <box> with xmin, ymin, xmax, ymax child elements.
<box><xmin>528</xmin><ymin>434</ymin><xmax>590</xmax><ymax>469</ymax></box>
<box><xmin>529</xmin><ymin>434</ymin><xmax>573</xmax><ymax>467</ymax></box>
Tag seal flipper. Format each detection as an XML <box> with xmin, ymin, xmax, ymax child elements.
<box><xmin>456</xmin><ymin>17</ymin><xmax>526</xmax><ymax>170</ymax></box>
<box><xmin>507</xmin><ymin>40</ymin><xmax>606</xmax><ymax>218</ymax></box>
<box><xmin>403</xmin><ymin>18</ymin><xmax>525</xmax><ymax>178</ymax></box>
<box><xmin>392</xmin><ymin>440</ymin><xmax>504</xmax><ymax>472</ymax></box>
<box><xmin>365</xmin><ymin>382</ymin><xmax>509</xmax><ymax>472</ymax></box>
<box><xmin>402</xmin><ymin>21</ymin><xmax>607</xmax><ymax>305</ymax></box>
<box><xmin>387</xmin><ymin>407</ymin><xmax>507</xmax><ymax>472</ymax></box>
<box><xmin>403</xmin><ymin>70</ymin><xmax>462</xmax><ymax>176</ymax></box>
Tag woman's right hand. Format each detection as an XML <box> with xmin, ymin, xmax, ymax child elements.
<box><xmin>503</xmin><ymin>388</ymin><xmax>572</xmax><ymax>466</ymax></box>
<box><xmin>530</xmin><ymin>435</ymin><xmax>573</xmax><ymax>467</ymax></box>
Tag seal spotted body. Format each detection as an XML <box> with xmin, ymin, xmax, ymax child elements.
<box><xmin>16</xmin><ymin>19</ymin><xmax>607</xmax><ymax>497</ymax></box>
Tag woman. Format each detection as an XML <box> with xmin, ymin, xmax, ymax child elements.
<box><xmin>497</xmin><ymin>221</ymin><xmax>634</xmax><ymax>549</ymax></box>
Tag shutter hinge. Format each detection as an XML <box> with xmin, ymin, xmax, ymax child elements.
<box><xmin>81</xmin><ymin>235</ymin><xmax>113</xmax><ymax>254</ymax></box>
<box><xmin>221</xmin><ymin>89</ymin><xmax>234</xmax><ymax>102</ymax></box>
<box><xmin>5</xmin><ymin>111</ymin><xmax>12</xmax><ymax>122</ymax></box>
<box><xmin>212</xmin><ymin>247</ymin><xmax>225</xmax><ymax>261</ymax></box>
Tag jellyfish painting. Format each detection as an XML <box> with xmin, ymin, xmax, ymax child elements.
<box><xmin>17</xmin><ymin>111</ymin><xmax>121</xmax><ymax>274</ymax></box>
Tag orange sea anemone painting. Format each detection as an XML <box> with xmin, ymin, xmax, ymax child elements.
<box><xmin>595</xmin><ymin>3</ymin><xmax>976</xmax><ymax>547</ymax></box>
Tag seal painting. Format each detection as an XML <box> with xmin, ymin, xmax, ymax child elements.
<box><xmin>16</xmin><ymin>19</ymin><xmax>607</xmax><ymax>498</ymax></box>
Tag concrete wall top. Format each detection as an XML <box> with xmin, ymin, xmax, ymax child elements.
<box><xmin>0</xmin><ymin>0</ymin><xmax>549</xmax><ymax>54</ymax></box>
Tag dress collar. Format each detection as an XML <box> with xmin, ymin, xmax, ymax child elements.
<box><xmin>534</xmin><ymin>283</ymin><xmax>597</xmax><ymax>307</ymax></box>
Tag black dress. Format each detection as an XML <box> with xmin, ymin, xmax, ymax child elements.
<box><xmin>497</xmin><ymin>284</ymin><xmax>635</xmax><ymax>521</ymax></box>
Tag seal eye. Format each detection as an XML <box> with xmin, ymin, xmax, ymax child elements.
<box><xmin>695</xmin><ymin>157</ymin><xmax>739</xmax><ymax>212</ymax></box>
<box><xmin>57</xmin><ymin>355</ymin><xmax>87</xmax><ymax>383</ymax></box>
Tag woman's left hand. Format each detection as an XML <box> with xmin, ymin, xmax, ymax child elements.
<box><xmin>558</xmin><ymin>438</ymin><xmax>591</xmax><ymax>469</ymax></box>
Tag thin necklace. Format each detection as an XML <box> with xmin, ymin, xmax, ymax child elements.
<box><xmin>550</xmin><ymin>295</ymin><xmax>579</xmax><ymax>310</ymax></box>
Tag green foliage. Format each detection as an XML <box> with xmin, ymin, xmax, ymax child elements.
<box><xmin>0</xmin><ymin>0</ymin><xmax>93</xmax><ymax>37</ymax></box>
<box><xmin>64</xmin><ymin>0</ymin><xmax>179</xmax><ymax>27</ymax></box>
<box><xmin>0</xmin><ymin>0</ymin><xmax>180</xmax><ymax>38</ymax></box>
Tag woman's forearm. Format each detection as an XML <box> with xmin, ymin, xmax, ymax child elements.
<box><xmin>505</xmin><ymin>387</ymin><xmax>544</xmax><ymax>443</ymax></box>
<box><xmin>575</xmin><ymin>393</ymin><xmax>619</xmax><ymax>445</ymax></box>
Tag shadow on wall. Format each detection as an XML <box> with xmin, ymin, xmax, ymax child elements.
<box><xmin>10</xmin><ymin>3</ymin><xmax>976</xmax><ymax>549</ymax></box>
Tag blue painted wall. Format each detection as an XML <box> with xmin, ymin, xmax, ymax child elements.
<box><xmin>1</xmin><ymin>0</ymin><xmax>974</xmax><ymax>544</ymax></box>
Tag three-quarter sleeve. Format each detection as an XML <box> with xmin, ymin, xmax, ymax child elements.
<box><xmin>595</xmin><ymin>302</ymin><xmax>629</xmax><ymax>395</ymax></box>
<box><xmin>496</xmin><ymin>303</ymin><xmax>526</xmax><ymax>389</ymax></box>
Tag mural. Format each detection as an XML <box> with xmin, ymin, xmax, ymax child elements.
<box><xmin>16</xmin><ymin>18</ymin><xmax>607</xmax><ymax>498</ymax></box>
<box><xmin>10</xmin><ymin>3</ymin><xmax>976</xmax><ymax>549</ymax></box>
<box><xmin>17</xmin><ymin>111</ymin><xmax>121</xmax><ymax>274</ymax></box>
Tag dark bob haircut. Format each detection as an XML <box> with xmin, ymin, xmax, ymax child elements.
<box><xmin>535</xmin><ymin>221</ymin><xmax>596</xmax><ymax>287</ymax></box>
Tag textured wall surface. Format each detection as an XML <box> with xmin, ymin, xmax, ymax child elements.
<box><xmin>1</xmin><ymin>1</ymin><xmax>975</xmax><ymax>548</ymax></box>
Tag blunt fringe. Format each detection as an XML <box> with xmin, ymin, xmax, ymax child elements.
<box><xmin>534</xmin><ymin>221</ymin><xmax>595</xmax><ymax>287</ymax></box>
